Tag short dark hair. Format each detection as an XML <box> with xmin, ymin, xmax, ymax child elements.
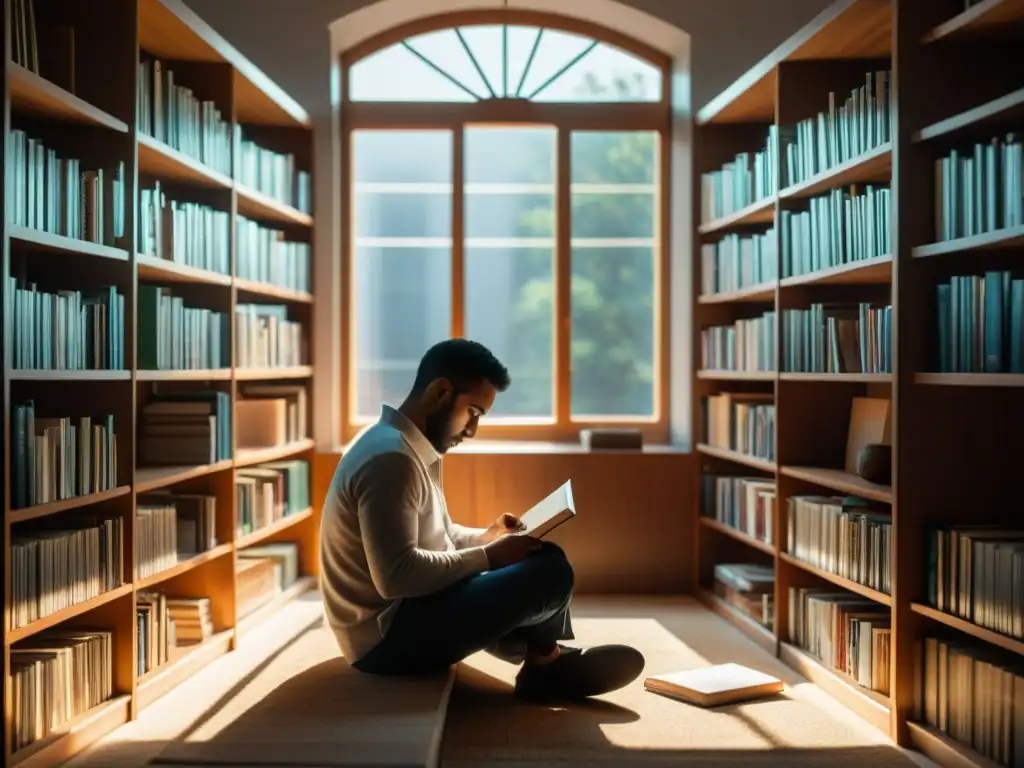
<box><xmin>409</xmin><ymin>338</ymin><xmax>511</xmax><ymax>396</ymax></box>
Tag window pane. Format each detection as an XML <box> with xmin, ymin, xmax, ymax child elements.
<box><xmin>518</xmin><ymin>29</ymin><xmax>595</xmax><ymax>99</ymax></box>
<box><xmin>348</xmin><ymin>43</ymin><xmax>476</xmax><ymax>102</ymax></box>
<box><xmin>532</xmin><ymin>43</ymin><xmax>662</xmax><ymax>103</ymax></box>
<box><xmin>404</xmin><ymin>30</ymin><xmax>490</xmax><ymax>99</ymax></box>
<box><xmin>464</xmin><ymin>126</ymin><xmax>556</xmax><ymax>419</ymax></box>
<box><xmin>352</xmin><ymin>130</ymin><xmax>453</xmax><ymax>419</ymax></box>
<box><xmin>454</xmin><ymin>26</ymin><xmax>504</xmax><ymax>96</ymax></box>
<box><xmin>570</xmin><ymin>131</ymin><xmax>658</xmax><ymax>418</ymax></box>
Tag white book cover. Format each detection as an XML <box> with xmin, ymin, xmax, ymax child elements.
<box><xmin>519</xmin><ymin>480</ymin><xmax>576</xmax><ymax>538</ymax></box>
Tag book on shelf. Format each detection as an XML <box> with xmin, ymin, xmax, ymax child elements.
<box><xmin>714</xmin><ymin>562</ymin><xmax>775</xmax><ymax>629</ymax></box>
<box><xmin>701</xmin><ymin>126</ymin><xmax>778</xmax><ymax>223</ymax></box>
<box><xmin>7</xmin><ymin>277</ymin><xmax>125</xmax><ymax>371</ymax></box>
<box><xmin>780</xmin><ymin>185</ymin><xmax>891</xmax><ymax>278</ymax></box>
<box><xmin>235</xmin><ymin>303</ymin><xmax>306</xmax><ymax>369</ymax></box>
<box><xmin>135</xmin><ymin>492</ymin><xmax>218</xmax><ymax>579</ymax></box>
<box><xmin>236</xmin><ymin>216</ymin><xmax>311</xmax><ymax>292</ymax></box>
<box><xmin>781</xmin><ymin>302</ymin><xmax>892</xmax><ymax>374</ymax></box>
<box><xmin>10</xmin><ymin>629</ymin><xmax>114</xmax><ymax>752</ymax></box>
<box><xmin>701</xmin><ymin>475</ymin><xmax>775</xmax><ymax>545</ymax></box>
<box><xmin>137</xmin><ymin>591</ymin><xmax>172</xmax><ymax>676</ymax></box>
<box><xmin>9</xmin><ymin>402</ymin><xmax>117</xmax><ymax>509</ymax></box>
<box><xmin>701</xmin><ymin>228</ymin><xmax>777</xmax><ymax>295</ymax></box>
<box><xmin>701</xmin><ymin>393</ymin><xmax>775</xmax><ymax>461</ymax></box>
<box><xmin>234</xmin><ymin>127</ymin><xmax>312</xmax><ymax>213</ymax></box>
<box><xmin>10</xmin><ymin>513</ymin><xmax>125</xmax><ymax>629</ymax></box>
<box><xmin>844</xmin><ymin>396</ymin><xmax>891</xmax><ymax>474</ymax></box>
<box><xmin>137</xmin><ymin>390</ymin><xmax>232</xmax><ymax>466</ymax></box>
<box><xmin>137</xmin><ymin>285</ymin><xmax>228</xmax><ymax>371</ymax></box>
<box><xmin>166</xmin><ymin>597</ymin><xmax>214</xmax><ymax>644</ymax></box>
<box><xmin>137</xmin><ymin>54</ymin><xmax>232</xmax><ymax>175</ymax></box>
<box><xmin>701</xmin><ymin>311</ymin><xmax>776</xmax><ymax>373</ymax></box>
<box><xmin>237</xmin><ymin>383</ymin><xmax>308</xmax><ymax>441</ymax></box>
<box><xmin>789</xmin><ymin>587</ymin><xmax>891</xmax><ymax>696</ymax></box>
<box><xmin>935</xmin><ymin>270</ymin><xmax>1024</xmax><ymax>374</ymax></box>
<box><xmin>138</xmin><ymin>182</ymin><xmax>231</xmax><ymax>275</ymax></box>
<box><xmin>236</xmin><ymin>541</ymin><xmax>301</xmax><ymax>618</ymax></box>
<box><xmin>236</xmin><ymin>459</ymin><xmax>310</xmax><ymax>536</ymax></box>
<box><xmin>645</xmin><ymin>662</ymin><xmax>783</xmax><ymax>708</ymax></box>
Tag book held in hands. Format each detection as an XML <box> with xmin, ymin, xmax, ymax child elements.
<box><xmin>519</xmin><ymin>480</ymin><xmax>576</xmax><ymax>539</ymax></box>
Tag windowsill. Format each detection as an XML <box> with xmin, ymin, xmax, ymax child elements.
<box><xmin>329</xmin><ymin>438</ymin><xmax>688</xmax><ymax>455</ymax></box>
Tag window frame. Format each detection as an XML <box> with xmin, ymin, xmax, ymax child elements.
<box><xmin>340</xmin><ymin>10</ymin><xmax>672</xmax><ymax>445</ymax></box>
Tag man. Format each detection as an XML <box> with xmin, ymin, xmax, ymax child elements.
<box><xmin>320</xmin><ymin>338</ymin><xmax>644</xmax><ymax>701</ymax></box>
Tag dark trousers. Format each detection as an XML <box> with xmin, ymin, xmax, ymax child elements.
<box><xmin>353</xmin><ymin>542</ymin><xmax>576</xmax><ymax>675</ymax></box>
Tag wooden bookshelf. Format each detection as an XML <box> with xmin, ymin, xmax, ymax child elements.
<box><xmin>693</xmin><ymin>1</ymin><xmax>1024</xmax><ymax>765</ymax></box>
<box><xmin>2</xmin><ymin>0</ymin><xmax>318</xmax><ymax>764</ymax></box>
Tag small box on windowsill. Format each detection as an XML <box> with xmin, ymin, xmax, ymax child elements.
<box><xmin>579</xmin><ymin>428</ymin><xmax>644</xmax><ymax>451</ymax></box>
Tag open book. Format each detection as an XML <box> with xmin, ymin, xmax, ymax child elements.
<box><xmin>644</xmin><ymin>662</ymin><xmax>783</xmax><ymax>707</ymax></box>
<box><xmin>518</xmin><ymin>480</ymin><xmax>576</xmax><ymax>539</ymax></box>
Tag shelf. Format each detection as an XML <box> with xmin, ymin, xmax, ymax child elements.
<box><xmin>136</xmin><ymin>369</ymin><xmax>233</xmax><ymax>381</ymax></box>
<box><xmin>135</xmin><ymin>461</ymin><xmax>234</xmax><ymax>493</ymax></box>
<box><xmin>236</xmin><ymin>576</ymin><xmax>317</xmax><ymax>637</ymax></box>
<box><xmin>137</xmin><ymin>255</ymin><xmax>232</xmax><ymax>286</ymax></box>
<box><xmin>8</xmin><ymin>584</ymin><xmax>133</xmax><ymax>644</ymax></box>
<box><xmin>912</xmin><ymin>225</ymin><xmax>1024</xmax><ymax>258</ymax></box>
<box><xmin>779</xmin><ymin>372</ymin><xmax>892</xmax><ymax>383</ymax></box>
<box><xmin>135</xmin><ymin>544</ymin><xmax>234</xmax><ymax>590</ymax></box>
<box><xmin>780</xmin><ymin>254</ymin><xmax>892</xmax><ymax>288</ymax></box>
<box><xmin>916</xmin><ymin>373</ymin><xmax>1024</xmax><ymax>387</ymax></box>
<box><xmin>780</xmin><ymin>466</ymin><xmax>892</xmax><ymax>504</ymax></box>
<box><xmin>235</xmin><ymin>366</ymin><xmax>314</xmax><ymax>381</ymax></box>
<box><xmin>698</xmin><ymin>197</ymin><xmax>775</xmax><ymax>235</ymax></box>
<box><xmin>9</xmin><ymin>369</ymin><xmax>131</xmax><ymax>381</ymax></box>
<box><xmin>9</xmin><ymin>225</ymin><xmax>130</xmax><ymax>261</ymax></box>
<box><xmin>236</xmin><ymin>183</ymin><xmax>313</xmax><ymax>227</ymax></box>
<box><xmin>910</xmin><ymin>603</ymin><xmax>1024</xmax><ymax>658</ymax></box>
<box><xmin>698</xmin><ymin>282</ymin><xmax>775</xmax><ymax>304</ymax></box>
<box><xmin>696</xmin><ymin>370</ymin><xmax>776</xmax><ymax>381</ymax></box>
<box><xmin>923</xmin><ymin>0</ymin><xmax>1024</xmax><ymax>43</ymax></box>
<box><xmin>907</xmin><ymin>722</ymin><xmax>1003</xmax><ymax>768</ymax></box>
<box><xmin>236</xmin><ymin>508</ymin><xmax>313</xmax><ymax>549</ymax></box>
<box><xmin>138</xmin><ymin>132</ymin><xmax>232</xmax><ymax>188</ymax></box>
<box><xmin>136</xmin><ymin>630</ymin><xmax>234</xmax><ymax>712</ymax></box>
<box><xmin>9</xmin><ymin>64</ymin><xmax>129</xmax><ymax>132</ymax></box>
<box><xmin>699</xmin><ymin>517</ymin><xmax>775</xmax><ymax>555</ymax></box>
<box><xmin>235</xmin><ymin>439</ymin><xmax>316</xmax><ymax>468</ymax></box>
<box><xmin>7</xmin><ymin>486</ymin><xmax>132</xmax><ymax>524</ymax></box>
<box><xmin>10</xmin><ymin>695</ymin><xmax>132</xmax><ymax>768</ymax></box>
<box><xmin>915</xmin><ymin>87</ymin><xmax>1024</xmax><ymax>143</ymax></box>
<box><xmin>235</xmin><ymin>277</ymin><xmax>314</xmax><ymax>303</ymax></box>
<box><xmin>696</xmin><ymin>443</ymin><xmax>776</xmax><ymax>473</ymax></box>
<box><xmin>778</xmin><ymin>143</ymin><xmax>891</xmax><ymax>200</ymax></box>
<box><xmin>697</xmin><ymin>589</ymin><xmax>776</xmax><ymax>656</ymax></box>
<box><xmin>779</xmin><ymin>642</ymin><xmax>891</xmax><ymax>737</ymax></box>
<box><xmin>779</xmin><ymin>552</ymin><xmax>891</xmax><ymax>605</ymax></box>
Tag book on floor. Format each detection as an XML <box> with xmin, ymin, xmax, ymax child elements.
<box><xmin>519</xmin><ymin>480</ymin><xmax>576</xmax><ymax>539</ymax></box>
<box><xmin>644</xmin><ymin>662</ymin><xmax>783</xmax><ymax>707</ymax></box>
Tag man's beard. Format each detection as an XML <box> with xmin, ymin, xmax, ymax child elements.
<box><xmin>424</xmin><ymin>399</ymin><xmax>461</xmax><ymax>454</ymax></box>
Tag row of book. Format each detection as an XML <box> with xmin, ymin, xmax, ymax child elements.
<box><xmin>780</xmin><ymin>184</ymin><xmax>891</xmax><ymax>278</ymax></box>
<box><xmin>136</xmin><ymin>494</ymin><xmax>219</xmax><ymax>580</ymax></box>
<box><xmin>10</xmin><ymin>515</ymin><xmax>125</xmax><ymax>629</ymax></box>
<box><xmin>138</xmin><ymin>390</ymin><xmax>232</xmax><ymax>466</ymax></box>
<box><xmin>237</xmin><ymin>460</ymin><xmax>311</xmax><ymax>537</ymax></box>
<box><xmin>700</xmin><ymin>228</ymin><xmax>777</xmax><ymax>296</ymax></box>
<box><xmin>10</xmin><ymin>402</ymin><xmax>118</xmax><ymax>510</ymax></box>
<box><xmin>933</xmin><ymin>133</ymin><xmax>1024</xmax><ymax>243</ymax></box>
<box><xmin>138</xmin><ymin>592</ymin><xmax>215</xmax><ymax>677</ymax></box>
<box><xmin>780</xmin><ymin>302</ymin><xmax>892</xmax><ymax>374</ymax></box>
<box><xmin>700</xmin><ymin>312</ymin><xmax>776</xmax><ymax>372</ymax></box>
<box><xmin>237</xmin><ymin>216</ymin><xmax>312</xmax><ymax>293</ymax></box>
<box><xmin>700</xmin><ymin>126</ymin><xmax>779</xmax><ymax>224</ymax></box>
<box><xmin>139</xmin><ymin>182</ymin><xmax>231</xmax><ymax>276</ymax></box>
<box><xmin>236</xmin><ymin>304</ymin><xmax>307</xmax><ymax>369</ymax></box>
<box><xmin>137</xmin><ymin>55</ymin><xmax>233</xmax><ymax>177</ymax></box>
<box><xmin>7</xmin><ymin>277</ymin><xmax>126</xmax><ymax>371</ymax></box>
<box><xmin>237</xmin><ymin>541</ymin><xmax>302</xmax><ymax>619</ymax></box>
<box><xmin>779</xmin><ymin>70</ymin><xmax>892</xmax><ymax>189</ymax></box>
<box><xmin>788</xmin><ymin>495</ymin><xmax>892</xmax><ymax>595</ymax></box>
<box><xmin>236</xmin><ymin>129</ymin><xmax>313</xmax><ymax>214</ymax></box>
<box><xmin>714</xmin><ymin>562</ymin><xmax>774</xmax><ymax>630</ymax></box>
<box><xmin>7</xmin><ymin>129</ymin><xmax>127</xmax><ymax>247</ymax></box>
<box><xmin>936</xmin><ymin>270</ymin><xmax>1024</xmax><ymax>374</ymax></box>
<box><xmin>701</xmin><ymin>393</ymin><xmax>775</xmax><ymax>462</ymax></box>
<box><xmin>235</xmin><ymin>383</ymin><xmax>309</xmax><ymax>451</ymax></box>
<box><xmin>701</xmin><ymin>475</ymin><xmax>775</xmax><ymax>545</ymax></box>
<box><xmin>138</xmin><ymin>286</ymin><xmax>229</xmax><ymax>371</ymax></box>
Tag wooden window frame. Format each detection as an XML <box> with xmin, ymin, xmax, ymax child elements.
<box><xmin>339</xmin><ymin>10</ymin><xmax>672</xmax><ymax>445</ymax></box>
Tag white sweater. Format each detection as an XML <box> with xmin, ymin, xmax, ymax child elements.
<box><xmin>319</xmin><ymin>406</ymin><xmax>490</xmax><ymax>662</ymax></box>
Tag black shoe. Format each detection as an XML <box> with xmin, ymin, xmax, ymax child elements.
<box><xmin>514</xmin><ymin>644</ymin><xmax>645</xmax><ymax>702</ymax></box>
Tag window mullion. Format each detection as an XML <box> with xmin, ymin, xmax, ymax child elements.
<box><xmin>452</xmin><ymin>124</ymin><xmax>465</xmax><ymax>338</ymax></box>
<box><xmin>555</xmin><ymin>126</ymin><xmax>572</xmax><ymax>427</ymax></box>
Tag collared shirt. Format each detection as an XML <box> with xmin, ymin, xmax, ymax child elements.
<box><xmin>319</xmin><ymin>405</ymin><xmax>490</xmax><ymax>662</ymax></box>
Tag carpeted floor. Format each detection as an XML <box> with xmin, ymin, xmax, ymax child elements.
<box><xmin>440</xmin><ymin>596</ymin><xmax>924</xmax><ymax>767</ymax></box>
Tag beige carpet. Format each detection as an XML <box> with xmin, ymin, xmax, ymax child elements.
<box><xmin>440</xmin><ymin>596</ymin><xmax>924</xmax><ymax>767</ymax></box>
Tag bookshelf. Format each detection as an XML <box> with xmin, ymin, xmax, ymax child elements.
<box><xmin>693</xmin><ymin>1</ymin><xmax>1024</xmax><ymax>766</ymax></box>
<box><xmin>2</xmin><ymin>0</ymin><xmax>318</xmax><ymax>765</ymax></box>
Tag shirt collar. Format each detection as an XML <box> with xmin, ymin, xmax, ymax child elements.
<box><xmin>380</xmin><ymin>405</ymin><xmax>440</xmax><ymax>467</ymax></box>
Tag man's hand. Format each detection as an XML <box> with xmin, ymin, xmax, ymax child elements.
<box><xmin>483</xmin><ymin>533</ymin><xmax>542</xmax><ymax>570</ymax></box>
<box><xmin>484</xmin><ymin>512</ymin><xmax>526</xmax><ymax>542</ymax></box>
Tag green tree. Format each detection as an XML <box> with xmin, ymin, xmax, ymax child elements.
<box><xmin>504</xmin><ymin>71</ymin><xmax>656</xmax><ymax>418</ymax></box>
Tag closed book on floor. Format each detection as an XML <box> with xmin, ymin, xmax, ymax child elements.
<box><xmin>644</xmin><ymin>662</ymin><xmax>783</xmax><ymax>707</ymax></box>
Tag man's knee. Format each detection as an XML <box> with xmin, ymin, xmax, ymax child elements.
<box><xmin>528</xmin><ymin>542</ymin><xmax>574</xmax><ymax>597</ymax></box>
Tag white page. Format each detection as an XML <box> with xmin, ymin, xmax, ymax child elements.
<box><xmin>518</xmin><ymin>480</ymin><xmax>576</xmax><ymax>537</ymax></box>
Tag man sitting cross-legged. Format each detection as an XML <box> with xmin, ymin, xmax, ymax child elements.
<box><xmin>319</xmin><ymin>338</ymin><xmax>644</xmax><ymax>701</ymax></box>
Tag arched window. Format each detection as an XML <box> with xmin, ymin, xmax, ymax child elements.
<box><xmin>341</xmin><ymin>13</ymin><xmax>670</xmax><ymax>442</ymax></box>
